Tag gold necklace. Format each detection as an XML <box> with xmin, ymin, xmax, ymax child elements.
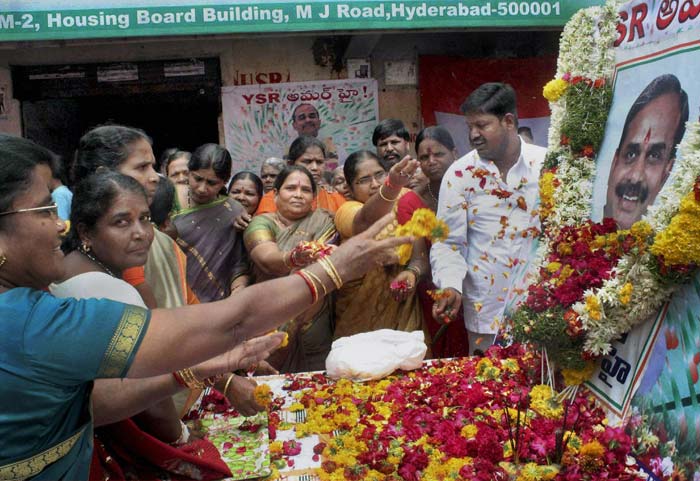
<box><xmin>79</xmin><ymin>247</ymin><xmax>117</xmax><ymax>278</ymax></box>
<box><xmin>427</xmin><ymin>183</ymin><xmax>439</xmax><ymax>203</ymax></box>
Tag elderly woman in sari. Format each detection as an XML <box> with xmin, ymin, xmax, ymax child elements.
<box><xmin>255</xmin><ymin>136</ymin><xmax>346</xmax><ymax>215</ymax></box>
<box><xmin>0</xmin><ymin>134</ymin><xmax>409</xmax><ymax>481</ymax></box>
<box><xmin>333</xmin><ymin>150</ymin><xmax>428</xmax><ymax>340</ymax></box>
<box><xmin>73</xmin><ymin>124</ymin><xmax>182</xmax><ymax>309</ymax></box>
<box><xmin>172</xmin><ymin>144</ymin><xmax>250</xmax><ymax>302</ymax></box>
<box><xmin>51</xmin><ymin>171</ymin><xmax>233</xmax><ymax>479</ymax></box>
<box><xmin>260</xmin><ymin>156</ymin><xmax>285</xmax><ymax>193</ymax></box>
<box><xmin>244</xmin><ymin>166</ymin><xmax>337</xmax><ymax>373</ymax></box>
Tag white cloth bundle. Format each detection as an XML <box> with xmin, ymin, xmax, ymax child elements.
<box><xmin>325</xmin><ymin>329</ymin><xmax>427</xmax><ymax>381</ymax></box>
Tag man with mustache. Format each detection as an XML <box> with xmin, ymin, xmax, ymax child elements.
<box><xmin>431</xmin><ymin>82</ymin><xmax>546</xmax><ymax>354</ymax></box>
<box><xmin>292</xmin><ymin>103</ymin><xmax>321</xmax><ymax>138</ymax></box>
<box><xmin>604</xmin><ymin>74</ymin><xmax>688</xmax><ymax>230</ymax></box>
<box><xmin>372</xmin><ymin>118</ymin><xmax>411</xmax><ymax>168</ymax></box>
<box><xmin>290</xmin><ymin>103</ymin><xmax>345</xmax><ymax>171</ymax></box>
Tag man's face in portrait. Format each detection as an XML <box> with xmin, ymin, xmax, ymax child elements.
<box><xmin>604</xmin><ymin>92</ymin><xmax>681</xmax><ymax>230</ymax></box>
<box><xmin>292</xmin><ymin>104</ymin><xmax>321</xmax><ymax>137</ymax></box>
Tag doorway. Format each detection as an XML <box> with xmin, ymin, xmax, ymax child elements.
<box><xmin>14</xmin><ymin>58</ymin><xmax>221</xmax><ymax>176</ymax></box>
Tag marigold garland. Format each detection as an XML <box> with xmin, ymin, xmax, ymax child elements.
<box><xmin>394</xmin><ymin>208</ymin><xmax>449</xmax><ymax>264</ymax></box>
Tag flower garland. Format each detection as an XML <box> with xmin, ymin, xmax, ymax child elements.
<box><xmin>262</xmin><ymin>346</ymin><xmax>642</xmax><ymax>481</ymax></box>
<box><xmin>510</xmin><ymin>0</ymin><xmax>700</xmax><ymax>366</ymax></box>
<box><xmin>394</xmin><ymin>208</ymin><xmax>449</xmax><ymax>264</ymax></box>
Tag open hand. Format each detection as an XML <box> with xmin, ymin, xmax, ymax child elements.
<box><xmin>193</xmin><ymin>332</ymin><xmax>286</xmax><ymax>379</ymax></box>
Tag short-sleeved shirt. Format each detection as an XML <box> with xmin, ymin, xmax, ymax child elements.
<box><xmin>0</xmin><ymin>288</ymin><xmax>150</xmax><ymax>480</ymax></box>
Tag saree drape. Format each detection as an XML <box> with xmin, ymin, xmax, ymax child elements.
<box><xmin>244</xmin><ymin>209</ymin><xmax>337</xmax><ymax>373</ymax></box>
<box><xmin>173</xmin><ymin>197</ymin><xmax>250</xmax><ymax>303</ymax></box>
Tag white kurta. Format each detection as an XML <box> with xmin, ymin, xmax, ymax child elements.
<box><xmin>431</xmin><ymin>139</ymin><xmax>546</xmax><ymax>334</ymax></box>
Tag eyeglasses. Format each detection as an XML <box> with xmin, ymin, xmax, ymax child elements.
<box><xmin>0</xmin><ymin>203</ymin><xmax>59</xmax><ymax>217</ymax></box>
<box><xmin>354</xmin><ymin>171</ymin><xmax>387</xmax><ymax>186</ymax></box>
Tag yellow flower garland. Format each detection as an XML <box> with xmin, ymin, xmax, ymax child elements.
<box><xmin>394</xmin><ymin>208</ymin><xmax>449</xmax><ymax>264</ymax></box>
<box><xmin>650</xmin><ymin>188</ymin><xmax>700</xmax><ymax>266</ymax></box>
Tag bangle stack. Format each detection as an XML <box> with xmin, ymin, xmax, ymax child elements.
<box><xmin>296</xmin><ymin>270</ymin><xmax>319</xmax><ymax>303</ymax></box>
<box><xmin>173</xmin><ymin>368</ymin><xmax>219</xmax><ymax>390</ymax></box>
<box><xmin>318</xmin><ymin>257</ymin><xmax>343</xmax><ymax>289</ymax></box>
<box><xmin>304</xmin><ymin>269</ymin><xmax>328</xmax><ymax>297</ymax></box>
<box><xmin>282</xmin><ymin>251</ymin><xmax>298</xmax><ymax>270</ymax></box>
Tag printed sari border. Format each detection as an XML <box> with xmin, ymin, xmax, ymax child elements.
<box><xmin>0</xmin><ymin>426</ymin><xmax>86</xmax><ymax>481</ymax></box>
<box><xmin>98</xmin><ymin>305</ymin><xmax>149</xmax><ymax>378</ymax></box>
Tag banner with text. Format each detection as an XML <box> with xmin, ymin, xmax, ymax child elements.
<box><xmin>0</xmin><ymin>1</ymin><xmax>604</xmax><ymax>42</ymax></box>
<box><xmin>221</xmin><ymin>78</ymin><xmax>378</xmax><ymax>172</ymax></box>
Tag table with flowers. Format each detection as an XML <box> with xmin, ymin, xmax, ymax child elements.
<box><xmin>186</xmin><ymin>344</ymin><xmax>643</xmax><ymax>481</ymax></box>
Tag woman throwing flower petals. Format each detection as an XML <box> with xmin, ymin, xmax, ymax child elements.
<box><xmin>333</xmin><ymin>150</ymin><xmax>426</xmax><ymax>340</ymax></box>
<box><xmin>0</xmin><ymin>134</ymin><xmax>411</xmax><ymax>481</ymax></box>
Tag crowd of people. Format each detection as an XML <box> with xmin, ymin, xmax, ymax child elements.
<box><xmin>0</xmin><ymin>81</ymin><xmax>547</xmax><ymax>480</ymax></box>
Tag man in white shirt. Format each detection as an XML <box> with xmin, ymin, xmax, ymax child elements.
<box><xmin>430</xmin><ymin>82</ymin><xmax>546</xmax><ymax>354</ymax></box>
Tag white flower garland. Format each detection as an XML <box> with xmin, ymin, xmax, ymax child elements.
<box><xmin>535</xmin><ymin>0</ymin><xmax>700</xmax><ymax>356</ymax></box>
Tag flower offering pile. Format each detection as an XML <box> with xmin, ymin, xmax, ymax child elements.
<box><xmin>262</xmin><ymin>345</ymin><xmax>643</xmax><ymax>481</ymax></box>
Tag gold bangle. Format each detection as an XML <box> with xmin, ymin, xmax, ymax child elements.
<box><xmin>223</xmin><ymin>374</ymin><xmax>235</xmax><ymax>398</ymax></box>
<box><xmin>176</xmin><ymin>368</ymin><xmax>207</xmax><ymax>389</ymax></box>
<box><xmin>378</xmin><ymin>184</ymin><xmax>398</xmax><ymax>202</ymax></box>
<box><xmin>405</xmin><ymin>265</ymin><xmax>421</xmax><ymax>279</ymax></box>
<box><xmin>304</xmin><ymin>269</ymin><xmax>328</xmax><ymax>297</ymax></box>
<box><xmin>318</xmin><ymin>257</ymin><xmax>343</xmax><ymax>289</ymax></box>
<box><xmin>282</xmin><ymin>251</ymin><xmax>293</xmax><ymax>270</ymax></box>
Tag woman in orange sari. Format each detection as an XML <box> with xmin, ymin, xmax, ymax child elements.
<box><xmin>255</xmin><ymin>136</ymin><xmax>346</xmax><ymax>215</ymax></box>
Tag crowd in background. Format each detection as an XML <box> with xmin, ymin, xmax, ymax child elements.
<box><xmin>1</xmin><ymin>81</ymin><xmax>546</xmax><ymax>480</ymax></box>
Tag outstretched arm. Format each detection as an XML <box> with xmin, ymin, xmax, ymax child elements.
<box><xmin>352</xmin><ymin>156</ymin><xmax>419</xmax><ymax>235</ymax></box>
<box><xmin>127</xmin><ymin>214</ymin><xmax>412</xmax><ymax>379</ymax></box>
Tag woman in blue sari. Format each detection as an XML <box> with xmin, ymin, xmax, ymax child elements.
<box><xmin>0</xmin><ymin>134</ymin><xmax>409</xmax><ymax>480</ymax></box>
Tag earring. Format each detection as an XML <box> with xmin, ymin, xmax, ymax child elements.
<box><xmin>81</xmin><ymin>241</ymin><xmax>91</xmax><ymax>253</ymax></box>
<box><xmin>0</xmin><ymin>254</ymin><xmax>6</xmax><ymax>269</ymax></box>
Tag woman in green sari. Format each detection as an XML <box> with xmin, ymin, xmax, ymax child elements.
<box><xmin>244</xmin><ymin>166</ymin><xmax>338</xmax><ymax>373</ymax></box>
<box><xmin>172</xmin><ymin>144</ymin><xmax>250</xmax><ymax>303</ymax></box>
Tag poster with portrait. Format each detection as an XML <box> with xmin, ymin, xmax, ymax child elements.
<box><xmin>584</xmin><ymin>1</ymin><xmax>700</xmax><ymax>477</ymax></box>
<box><xmin>221</xmin><ymin>78</ymin><xmax>379</xmax><ymax>173</ymax></box>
